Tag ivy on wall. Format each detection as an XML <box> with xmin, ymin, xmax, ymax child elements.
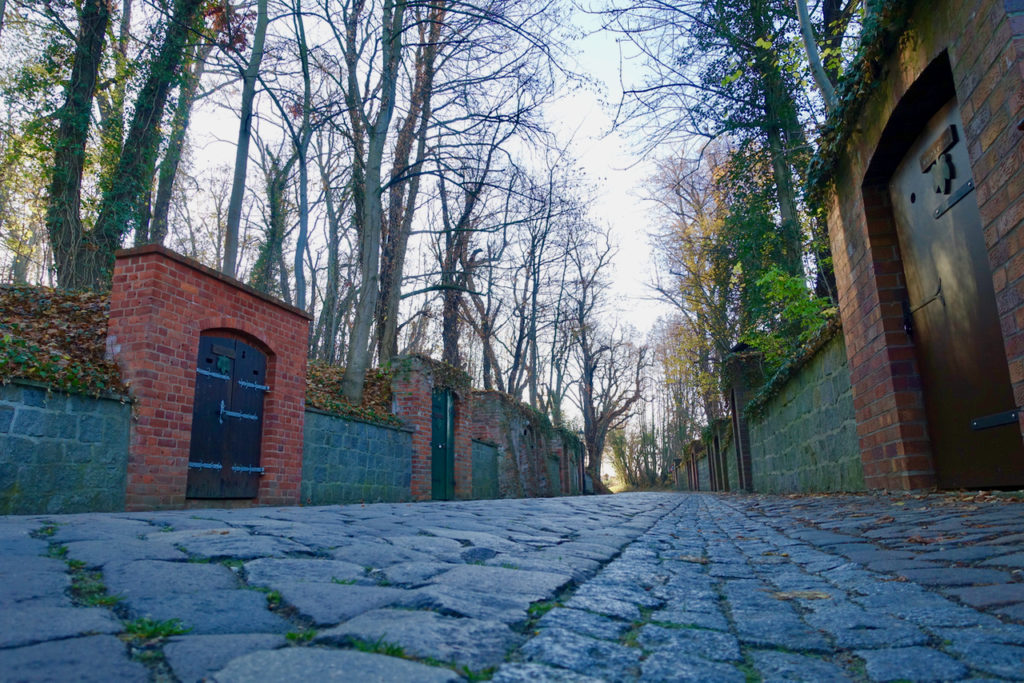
<box><xmin>806</xmin><ymin>0</ymin><xmax>914</xmax><ymax>206</ymax></box>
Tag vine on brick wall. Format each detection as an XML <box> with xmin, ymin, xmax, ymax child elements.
<box><xmin>806</xmin><ymin>0</ymin><xmax>914</xmax><ymax>206</ymax></box>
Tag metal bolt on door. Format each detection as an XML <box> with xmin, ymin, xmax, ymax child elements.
<box><xmin>431</xmin><ymin>387</ymin><xmax>455</xmax><ymax>500</ymax></box>
<box><xmin>186</xmin><ymin>335</ymin><xmax>268</xmax><ymax>498</ymax></box>
<box><xmin>889</xmin><ymin>98</ymin><xmax>1024</xmax><ymax>488</ymax></box>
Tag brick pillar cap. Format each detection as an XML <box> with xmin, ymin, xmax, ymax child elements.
<box><xmin>115</xmin><ymin>245</ymin><xmax>312</xmax><ymax>320</ymax></box>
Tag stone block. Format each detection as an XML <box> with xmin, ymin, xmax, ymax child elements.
<box><xmin>78</xmin><ymin>414</ymin><xmax>107</xmax><ymax>443</ymax></box>
<box><xmin>19</xmin><ymin>386</ymin><xmax>47</xmax><ymax>408</ymax></box>
<box><xmin>0</xmin><ymin>406</ymin><xmax>13</xmax><ymax>433</ymax></box>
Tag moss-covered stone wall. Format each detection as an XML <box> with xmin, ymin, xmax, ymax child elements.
<box><xmin>1</xmin><ymin>380</ymin><xmax>129</xmax><ymax>514</ymax></box>
<box><xmin>301</xmin><ymin>409</ymin><xmax>413</xmax><ymax>505</ymax></box>
<box><xmin>747</xmin><ymin>333</ymin><xmax>864</xmax><ymax>493</ymax></box>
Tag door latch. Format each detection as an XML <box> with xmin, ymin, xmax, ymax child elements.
<box><xmin>903</xmin><ymin>279</ymin><xmax>945</xmax><ymax>339</ymax></box>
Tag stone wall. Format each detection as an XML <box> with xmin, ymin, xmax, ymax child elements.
<box><xmin>471</xmin><ymin>440</ymin><xmax>499</xmax><ymax>499</ymax></box>
<box><xmin>697</xmin><ymin>452</ymin><xmax>711</xmax><ymax>491</ymax></box>
<box><xmin>0</xmin><ymin>381</ymin><xmax>129</xmax><ymax>514</ymax></box>
<box><xmin>747</xmin><ymin>331</ymin><xmax>864</xmax><ymax>493</ymax></box>
<box><xmin>301</xmin><ymin>410</ymin><xmax>413</xmax><ymax>505</ymax></box>
<box><xmin>471</xmin><ymin>390</ymin><xmax>578</xmax><ymax>498</ymax></box>
<box><xmin>725</xmin><ymin>434</ymin><xmax>738</xmax><ymax>492</ymax></box>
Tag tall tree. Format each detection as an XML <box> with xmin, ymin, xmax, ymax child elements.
<box><xmin>147</xmin><ymin>30</ymin><xmax>214</xmax><ymax>244</ymax></box>
<box><xmin>338</xmin><ymin>0</ymin><xmax>408</xmax><ymax>403</ymax></box>
<box><xmin>222</xmin><ymin>0</ymin><xmax>269</xmax><ymax>278</ymax></box>
<box><xmin>43</xmin><ymin>0</ymin><xmax>111</xmax><ymax>289</ymax></box>
<box><xmin>83</xmin><ymin>0</ymin><xmax>206</xmax><ymax>288</ymax></box>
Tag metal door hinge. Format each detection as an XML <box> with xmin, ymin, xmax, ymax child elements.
<box><xmin>971</xmin><ymin>409</ymin><xmax>1020</xmax><ymax>431</ymax></box>
<box><xmin>219</xmin><ymin>400</ymin><xmax>258</xmax><ymax>424</ymax></box>
<box><xmin>934</xmin><ymin>179</ymin><xmax>975</xmax><ymax>219</ymax></box>
<box><xmin>188</xmin><ymin>461</ymin><xmax>223</xmax><ymax>470</ymax></box>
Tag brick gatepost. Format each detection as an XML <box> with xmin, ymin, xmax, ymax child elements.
<box><xmin>107</xmin><ymin>245</ymin><xmax>310</xmax><ymax>510</ymax></box>
<box><xmin>391</xmin><ymin>356</ymin><xmax>473</xmax><ymax>500</ymax></box>
<box><xmin>824</xmin><ymin>0</ymin><xmax>1024</xmax><ymax>489</ymax></box>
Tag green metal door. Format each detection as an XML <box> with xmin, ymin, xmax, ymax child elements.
<box><xmin>431</xmin><ymin>388</ymin><xmax>455</xmax><ymax>500</ymax></box>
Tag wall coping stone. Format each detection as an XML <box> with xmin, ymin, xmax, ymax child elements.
<box><xmin>744</xmin><ymin>316</ymin><xmax>844</xmax><ymax>420</ymax></box>
<box><xmin>304</xmin><ymin>405</ymin><xmax>414</xmax><ymax>432</ymax></box>
<box><xmin>3</xmin><ymin>376</ymin><xmax>131</xmax><ymax>404</ymax></box>
<box><xmin>115</xmin><ymin>245</ymin><xmax>312</xmax><ymax>320</ymax></box>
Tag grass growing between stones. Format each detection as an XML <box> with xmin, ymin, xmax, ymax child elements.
<box><xmin>123</xmin><ymin>618</ymin><xmax>191</xmax><ymax>640</ymax></box>
<box><xmin>264</xmin><ymin>589</ymin><xmax>283</xmax><ymax>609</ymax></box>
<box><xmin>70</xmin><ymin>567</ymin><xmax>121</xmax><ymax>607</ymax></box>
<box><xmin>285</xmin><ymin>629</ymin><xmax>317</xmax><ymax>643</ymax></box>
<box><xmin>331</xmin><ymin>577</ymin><xmax>356</xmax><ymax>585</ymax></box>
<box><xmin>32</xmin><ymin>522</ymin><xmax>58</xmax><ymax>538</ymax></box>
<box><xmin>350</xmin><ymin>636</ymin><xmax>406</xmax><ymax>658</ymax></box>
<box><xmin>526</xmin><ymin>600</ymin><xmax>559</xmax><ymax>619</ymax></box>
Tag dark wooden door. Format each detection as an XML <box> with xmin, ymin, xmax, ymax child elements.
<box><xmin>186</xmin><ymin>335</ymin><xmax>268</xmax><ymax>498</ymax></box>
<box><xmin>889</xmin><ymin>98</ymin><xmax>1024</xmax><ymax>488</ymax></box>
<box><xmin>431</xmin><ymin>387</ymin><xmax>455</xmax><ymax>500</ymax></box>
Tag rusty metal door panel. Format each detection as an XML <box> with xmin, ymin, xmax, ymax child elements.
<box><xmin>889</xmin><ymin>98</ymin><xmax>1024</xmax><ymax>488</ymax></box>
<box><xmin>187</xmin><ymin>336</ymin><xmax>267</xmax><ymax>498</ymax></box>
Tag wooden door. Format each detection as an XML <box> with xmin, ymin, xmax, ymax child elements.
<box><xmin>431</xmin><ymin>387</ymin><xmax>455</xmax><ymax>500</ymax></box>
<box><xmin>186</xmin><ymin>335</ymin><xmax>268</xmax><ymax>498</ymax></box>
<box><xmin>889</xmin><ymin>99</ymin><xmax>1024</xmax><ymax>488</ymax></box>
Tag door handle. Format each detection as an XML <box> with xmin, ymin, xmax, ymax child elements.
<box><xmin>903</xmin><ymin>279</ymin><xmax>944</xmax><ymax>339</ymax></box>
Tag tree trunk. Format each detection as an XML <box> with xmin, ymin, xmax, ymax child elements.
<box><xmin>84</xmin><ymin>0</ymin><xmax>205</xmax><ymax>288</ymax></box>
<box><xmin>291</xmin><ymin>0</ymin><xmax>312</xmax><ymax>311</ymax></box>
<box><xmin>149</xmin><ymin>39</ymin><xmax>213</xmax><ymax>244</ymax></box>
<box><xmin>797</xmin><ymin>0</ymin><xmax>836</xmax><ymax>110</ymax></box>
<box><xmin>341</xmin><ymin>0</ymin><xmax>408</xmax><ymax>404</ymax></box>
<box><xmin>222</xmin><ymin>0</ymin><xmax>269</xmax><ymax>278</ymax></box>
<box><xmin>44</xmin><ymin>0</ymin><xmax>111</xmax><ymax>289</ymax></box>
<box><xmin>376</xmin><ymin>3</ymin><xmax>443</xmax><ymax>364</ymax></box>
<box><xmin>96</xmin><ymin>0</ymin><xmax>132</xmax><ymax>208</ymax></box>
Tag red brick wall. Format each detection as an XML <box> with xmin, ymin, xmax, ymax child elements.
<box><xmin>107</xmin><ymin>245</ymin><xmax>310</xmax><ymax>510</ymax></box>
<box><xmin>827</xmin><ymin>0</ymin><xmax>1024</xmax><ymax>489</ymax></box>
<box><xmin>390</xmin><ymin>356</ymin><xmax>474</xmax><ymax>500</ymax></box>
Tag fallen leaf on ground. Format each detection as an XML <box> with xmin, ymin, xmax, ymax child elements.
<box><xmin>773</xmin><ymin>590</ymin><xmax>831</xmax><ymax>601</ymax></box>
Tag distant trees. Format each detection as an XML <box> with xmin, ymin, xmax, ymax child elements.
<box><xmin>4</xmin><ymin>0</ymin><xmax>658</xmax><ymax>450</ymax></box>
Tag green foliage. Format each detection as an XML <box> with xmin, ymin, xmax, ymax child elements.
<box><xmin>285</xmin><ymin>629</ymin><xmax>317</xmax><ymax>643</ymax></box>
<box><xmin>526</xmin><ymin>600</ymin><xmax>559</xmax><ymax>618</ymax></box>
<box><xmin>123</xmin><ymin>618</ymin><xmax>191</xmax><ymax>639</ymax></box>
<box><xmin>350</xmin><ymin>636</ymin><xmax>406</xmax><ymax>658</ymax></box>
<box><xmin>745</xmin><ymin>267</ymin><xmax>834</xmax><ymax>368</ymax></box>
<box><xmin>264</xmin><ymin>590</ymin><xmax>283</xmax><ymax>608</ymax></box>
<box><xmin>70</xmin><ymin>568</ymin><xmax>121</xmax><ymax>607</ymax></box>
<box><xmin>806</xmin><ymin>0</ymin><xmax>914</xmax><ymax>203</ymax></box>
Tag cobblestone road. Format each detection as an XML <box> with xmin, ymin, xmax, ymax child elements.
<box><xmin>2</xmin><ymin>492</ymin><xmax>1023</xmax><ymax>681</ymax></box>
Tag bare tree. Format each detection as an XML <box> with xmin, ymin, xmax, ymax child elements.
<box><xmin>223</xmin><ymin>0</ymin><xmax>270</xmax><ymax>278</ymax></box>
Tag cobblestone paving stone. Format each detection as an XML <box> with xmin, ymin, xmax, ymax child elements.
<box><xmin>1</xmin><ymin>491</ymin><xmax>1024</xmax><ymax>681</ymax></box>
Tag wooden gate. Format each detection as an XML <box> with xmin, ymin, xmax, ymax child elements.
<box><xmin>889</xmin><ymin>98</ymin><xmax>1024</xmax><ymax>488</ymax></box>
<box><xmin>431</xmin><ymin>387</ymin><xmax>455</xmax><ymax>500</ymax></box>
<box><xmin>186</xmin><ymin>335</ymin><xmax>268</xmax><ymax>498</ymax></box>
